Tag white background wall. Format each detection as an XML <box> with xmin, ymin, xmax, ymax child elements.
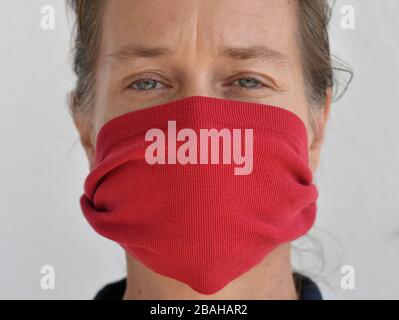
<box><xmin>0</xmin><ymin>0</ymin><xmax>398</xmax><ymax>299</ymax></box>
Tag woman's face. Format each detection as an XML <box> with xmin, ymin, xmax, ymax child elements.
<box><xmin>77</xmin><ymin>0</ymin><xmax>330</xmax><ymax>171</ymax></box>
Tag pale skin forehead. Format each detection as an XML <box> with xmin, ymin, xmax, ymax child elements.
<box><xmin>104</xmin><ymin>0</ymin><xmax>296</xmax><ymax>57</ymax></box>
<box><xmin>100</xmin><ymin>0</ymin><xmax>300</xmax><ymax>65</ymax></box>
<box><xmin>93</xmin><ymin>0</ymin><xmax>309</xmax><ymax>138</ymax></box>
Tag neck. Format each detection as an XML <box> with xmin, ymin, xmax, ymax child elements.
<box><xmin>122</xmin><ymin>243</ymin><xmax>298</xmax><ymax>300</ymax></box>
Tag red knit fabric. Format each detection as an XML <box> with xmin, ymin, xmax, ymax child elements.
<box><xmin>80</xmin><ymin>96</ymin><xmax>318</xmax><ymax>295</ymax></box>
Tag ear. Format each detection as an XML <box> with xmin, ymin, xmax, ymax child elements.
<box><xmin>68</xmin><ymin>91</ymin><xmax>96</xmax><ymax>170</ymax></box>
<box><xmin>308</xmin><ymin>88</ymin><xmax>332</xmax><ymax>173</ymax></box>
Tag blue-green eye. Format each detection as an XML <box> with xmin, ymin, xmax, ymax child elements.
<box><xmin>128</xmin><ymin>76</ymin><xmax>267</xmax><ymax>91</ymax></box>
<box><xmin>235</xmin><ymin>77</ymin><xmax>264</xmax><ymax>89</ymax></box>
<box><xmin>130</xmin><ymin>78</ymin><xmax>163</xmax><ymax>91</ymax></box>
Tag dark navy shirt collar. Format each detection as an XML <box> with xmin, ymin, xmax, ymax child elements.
<box><xmin>94</xmin><ymin>273</ymin><xmax>323</xmax><ymax>300</ymax></box>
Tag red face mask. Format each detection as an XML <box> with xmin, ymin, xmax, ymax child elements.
<box><xmin>80</xmin><ymin>96</ymin><xmax>318</xmax><ymax>295</ymax></box>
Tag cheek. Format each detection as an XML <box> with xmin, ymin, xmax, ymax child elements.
<box><xmin>92</xmin><ymin>69</ymin><xmax>121</xmax><ymax>140</ymax></box>
<box><xmin>91</xmin><ymin>107</ymin><xmax>107</xmax><ymax>145</ymax></box>
<box><xmin>299</xmin><ymin>106</ymin><xmax>315</xmax><ymax>152</ymax></box>
<box><xmin>282</xmin><ymin>41</ymin><xmax>314</xmax><ymax>140</ymax></box>
<box><xmin>285</xmin><ymin>68</ymin><xmax>314</xmax><ymax>148</ymax></box>
<box><xmin>283</xmin><ymin>88</ymin><xmax>313</xmax><ymax>149</ymax></box>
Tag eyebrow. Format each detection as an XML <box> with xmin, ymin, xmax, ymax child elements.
<box><xmin>108</xmin><ymin>44</ymin><xmax>289</xmax><ymax>66</ymax></box>
<box><xmin>219</xmin><ymin>45</ymin><xmax>289</xmax><ymax>65</ymax></box>
<box><xmin>108</xmin><ymin>45</ymin><xmax>174</xmax><ymax>61</ymax></box>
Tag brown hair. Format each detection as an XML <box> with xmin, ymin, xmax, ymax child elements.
<box><xmin>67</xmin><ymin>0</ymin><xmax>351</xmax><ymax>114</ymax></box>
<box><xmin>67</xmin><ymin>0</ymin><xmax>105</xmax><ymax>113</ymax></box>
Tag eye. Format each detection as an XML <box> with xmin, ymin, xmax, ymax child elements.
<box><xmin>128</xmin><ymin>77</ymin><xmax>166</xmax><ymax>91</ymax></box>
<box><xmin>232</xmin><ymin>77</ymin><xmax>267</xmax><ymax>90</ymax></box>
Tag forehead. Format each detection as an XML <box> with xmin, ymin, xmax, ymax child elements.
<box><xmin>101</xmin><ymin>0</ymin><xmax>299</xmax><ymax>57</ymax></box>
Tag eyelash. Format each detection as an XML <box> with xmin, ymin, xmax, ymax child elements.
<box><xmin>127</xmin><ymin>76</ymin><xmax>269</xmax><ymax>92</ymax></box>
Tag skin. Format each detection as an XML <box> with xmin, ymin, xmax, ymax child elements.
<box><xmin>72</xmin><ymin>0</ymin><xmax>331</xmax><ymax>300</ymax></box>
